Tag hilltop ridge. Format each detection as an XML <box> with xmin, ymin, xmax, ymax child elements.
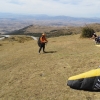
<box><xmin>5</xmin><ymin>23</ymin><xmax>100</xmax><ymax>38</ymax></box>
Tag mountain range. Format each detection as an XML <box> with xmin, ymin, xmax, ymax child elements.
<box><xmin>0</xmin><ymin>12</ymin><xmax>100</xmax><ymax>21</ymax></box>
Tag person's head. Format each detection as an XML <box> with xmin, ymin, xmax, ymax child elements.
<box><xmin>42</xmin><ymin>33</ymin><xmax>46</xmax><ymax>37</ymax></box>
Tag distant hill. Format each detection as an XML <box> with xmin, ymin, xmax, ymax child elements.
<box><xmin>6</xmin><ymin>24</ymin><xmax>82</xmax><ymax>37</ymax></box>
<box><xmin>1</xmin><ymin>13</ymin><xmax>100</xmax><ymax>34</ymax></box>
<box><xmin>6</xmin><ymin>23</ymin><xmax>100</xmax><ymax>38</ymax></box>
<box><xmin>0</xmin><ymin>13</ymin><xmax>100</xmax><ymax>23</ymax></box>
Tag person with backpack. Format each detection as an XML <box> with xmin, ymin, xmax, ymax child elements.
<box><xmin>38</xmin><ymin>33</ymin><xmax>48</xmax><ymax>53</ymax></box>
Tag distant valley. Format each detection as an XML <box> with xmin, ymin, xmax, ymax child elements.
<box><xmin>0</xmin><ymin>13</ymin><xmax>100</xmax><ymax>34</ymax></box>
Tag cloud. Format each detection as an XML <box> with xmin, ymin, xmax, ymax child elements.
<box><xmin>0</xmin><ymin>0</ymin><xmax>100</xmax><ymax>17</ymax></box>
<box><xmin>9</xmin><ymin>0</ymin><xmax>24</xmax><ymax>5</ymax></box>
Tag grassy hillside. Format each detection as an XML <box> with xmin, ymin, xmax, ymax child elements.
<box><xmin>8</xmin><ymin>25</ymin><xmax>77</xmax><ymax>37</ymax></box>
<box><xmin>0</xmin><ymin>34</ymin><xmax>100</xmax><ymax>100</ymax></box>
<box><xmin>7</xmin><ymin>23</ymin><xmax>100</xmax><ymax>38</ymax></box>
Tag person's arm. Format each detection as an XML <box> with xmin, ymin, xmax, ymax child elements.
<box><xmin>45</xmin><ymin>37</ymin><xmax>48</xmax><ymax>42</ymax></box>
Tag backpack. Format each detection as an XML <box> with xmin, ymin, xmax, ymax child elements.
<box><xmin>37</xmin><ymin>37</ymin><xmax>41</xmax><ymax>47</ymax></box>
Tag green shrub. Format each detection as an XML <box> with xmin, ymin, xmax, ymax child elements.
<box><xmin>81</xmin><ymin>27</ymin><xmax>95</xmax><ymax>38</ymax></box>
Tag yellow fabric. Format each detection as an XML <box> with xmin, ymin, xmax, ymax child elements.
<box><xmin>68</xmin><ymin>69</ymin><xmax>100</xmax><ymax>80</ymax></box>
<box><xmin>96</xmin><ymin>45</ymin><xmax>100</xmax><ymax>47</ymax></box>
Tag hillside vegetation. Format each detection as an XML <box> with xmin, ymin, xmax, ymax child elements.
<box><xmin>0</xmin><ymin>33</ymin><xmax>100</xmax><ymax>100</ymax></box>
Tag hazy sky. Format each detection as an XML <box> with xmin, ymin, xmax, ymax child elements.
<box><xmin>0</xmin><ymin>0</ymin><xmax>100</xmax><ymax>18</ymax></box>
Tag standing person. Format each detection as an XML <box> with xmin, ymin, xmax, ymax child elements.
<box><xmin>38</xmin><ymin>33</ymin><xmax>48</xmax><ymax>53</ymax></box>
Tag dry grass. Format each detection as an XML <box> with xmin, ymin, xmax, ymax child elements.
<box><xmin>0</xmin><ymin>34</ymin><xmax>100</xmax><ymax>100</ymax></box>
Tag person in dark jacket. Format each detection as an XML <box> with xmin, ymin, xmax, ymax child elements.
<box><xmin>38</xmin><ymin>33</ymin><xmax>48</xmax><ymax>53</ymax></box>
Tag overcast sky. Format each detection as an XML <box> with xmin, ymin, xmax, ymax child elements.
<box><xmin>0</xmin><ymin>0</ymin><xmax>100</xmax><ymax>18</ymax></box>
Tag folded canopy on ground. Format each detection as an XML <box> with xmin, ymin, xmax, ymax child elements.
<box><xmin>67</xmin><ymin>68</ymin><xmax>100</xmax><ymax>91</ymax></box>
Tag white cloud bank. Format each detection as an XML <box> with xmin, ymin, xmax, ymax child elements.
<box><xmin>0</xmin><ymin>0</ymin><xmax>100</xmax><ymax>18</ymax></box>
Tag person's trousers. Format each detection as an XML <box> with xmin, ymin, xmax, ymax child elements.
<box><xmin>39</xmin><ymin>43</ymin><xmax>45</xmax><ymax>53</ymax></box>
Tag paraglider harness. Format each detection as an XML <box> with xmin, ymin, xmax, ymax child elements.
<box><xmin>37</xmin><ymin>37</ymin><xmax>47</xmax><ymax>47</ymax></box>
<box><xmin>38</xmin><ymin>37</ymin><xmax>41</xmax><ymax>47</ymax></box>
